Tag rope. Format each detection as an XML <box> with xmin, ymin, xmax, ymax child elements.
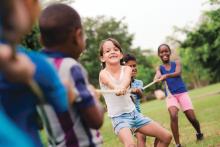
<box><xmin>96</xmin><ymin>81</ymin><xmax>157</xmax><ymax>94</ymax></box>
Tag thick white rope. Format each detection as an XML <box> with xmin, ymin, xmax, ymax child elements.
<box><xmin>96</xmin><ymin>80</ymin><xmax>157</xmax><ymax>94</ymax></box>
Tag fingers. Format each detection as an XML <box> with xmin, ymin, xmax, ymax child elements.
<box><xmin>0</xmin><ymin>45</ymin><xmax>13</xmax><ymax>68</ymax></box>
<box><xmin>116</xmin><ymin>89</ymin><xmax>127</xmax><ymax>96</ymax></box>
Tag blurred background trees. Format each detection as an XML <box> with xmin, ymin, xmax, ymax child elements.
<box><xmin>22</xmin><ymin>0</ymin><xmax>220</xmax><ymax>96</ymax></box>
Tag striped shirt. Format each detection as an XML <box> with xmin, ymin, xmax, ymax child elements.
<box><xmin>42</xmin><ymin>50</ymin><xmax>103</xmax><ymax>147</ymax></box>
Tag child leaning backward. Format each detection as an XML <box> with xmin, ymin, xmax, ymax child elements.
<box><xmin>154</xmin><ymin>44</ymin><xmax>203</xmax><ymax>147</ymax></box>
<box><xmin>99</xmin><ymin>38</ymin><xmax>172</xmax><ymax>147</ymax></box>
<box><xmin>123</xmin><ymin>53</ymin><xmax>147</xmax><ymax>147</ymax></box>
<box><xmin>40</xmin><ymin>4</ymin><xmax>104</xmax><ymax>147</ymax></box>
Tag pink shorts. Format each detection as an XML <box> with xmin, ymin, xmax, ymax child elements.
<box><xmin>166</xmin><ymin>92</ymin><xmax>193</xmax><ymax>111</ymax></box>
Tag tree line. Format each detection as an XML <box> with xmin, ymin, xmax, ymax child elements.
<box><xmin>22</xmin><ymin>0</ymin><xmax>220</xmax><ymax>94</ymax></box>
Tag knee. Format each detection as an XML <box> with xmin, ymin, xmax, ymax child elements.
<box><xmin>170</xmin><ymin>114</ymin><xmax>178</xmax><ymax>122</ymax></box>
<box><xmin>163</xmin><ymin>132</ymin><xmax>172</xmax><ymax>144</ymax></box>
<box><xmin>124</xmin><ymin>140</ymin><xmax>136</xmax><ymax>147</ymax></box>
<box><xmin>125</xmin><ymin>143</ymin><xmax>136</xmax><ymax>147</ymax></box>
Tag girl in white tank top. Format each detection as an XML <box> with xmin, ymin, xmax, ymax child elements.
<box><xmin>99</xmin><ymin>38</ymin><xmax>172</xmax><ymax>147</ymax></box>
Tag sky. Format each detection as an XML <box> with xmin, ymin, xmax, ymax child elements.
<box><xmin>72</xmin><ymin>0</ymin><xmax>209</xmax><ymax>50</ymax></box>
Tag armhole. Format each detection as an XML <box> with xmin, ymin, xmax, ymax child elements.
<box><xmin>159</xmin><ymin>65</ymin><xmax>163</xmax><ymax>74</ymax></box>
<box><xmin>171</xmin><ymin>61</ymin><xmax>176</xmax><ymax>71</ymax></box>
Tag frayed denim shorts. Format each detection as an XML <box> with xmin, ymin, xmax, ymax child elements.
<box><xmin>111</xmin><ymin>109</ymin><xmax>152</xmax><ymax>135</ymax></box>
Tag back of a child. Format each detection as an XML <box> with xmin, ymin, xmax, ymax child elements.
<box><xmin>44</xmin><ymin>54</ymin><xmax>103</xmax><ymax>147</ymax></box>
<box><xmin>39</xmin><ymin>4</ymin><xmax>104</xmax><ymax>146</ymax></box>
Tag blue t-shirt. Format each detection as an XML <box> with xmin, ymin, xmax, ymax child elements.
<box><xmin>0</xmin><ymin>46</ymin><xmax>68</xmax><ymax>146</ymax></box>
<box><xmin>0</xmin><ymin>108</ymin><xmax>34</xmax><ymax>147</ymax></box>
<box><xmin>160</xmin><ymin>61</ymin><xmax>187</xmax><ymax>95</ymax></box>
<box><xmin>131</xmin><ymin>79</ymin><xmax>143</xmax><ymax>113</ymax></box>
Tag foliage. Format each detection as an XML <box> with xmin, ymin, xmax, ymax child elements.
<box><xmin>21</xmin><ymin>24</ymin><xmax>42</xmax><ymax>50</ymax></box>
<box><xmin>166</xmin><ymin>1</ymin><xmax>220</xmax><ymax>86</ymax></box>
<box><xmin>179</xmin><ymin>6</ymin><xmax>220</xmax><ymax>83</ymax></box>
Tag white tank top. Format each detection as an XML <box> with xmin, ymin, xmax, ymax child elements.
<box><xmin>100</xmin><ymin>66</ymin><xmax>135</xmax><ymax>117</ymax></box>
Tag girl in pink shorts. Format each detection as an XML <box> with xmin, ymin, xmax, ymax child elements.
<box><xmin>154</xmin><ymin>44</ymin><xmax>203</xmax><ymax>147</ymax></box>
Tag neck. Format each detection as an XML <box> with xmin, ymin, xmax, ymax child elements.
<box><xmin>46</xmin><ymin>44</ymin><xmax>79</xmax><ymax>59</ymax></box>
<box><xmin>105</xmin><ymin>63</ymin><xmax>121</xmax><ymax>74</ymax></box>
<box><xmin>163</xmin><ymin>60</ymin><xmax>170</xmax><ymax>65</ymax></box>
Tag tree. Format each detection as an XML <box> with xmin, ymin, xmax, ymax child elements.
<box><xmin>166</xmin><ymin>0</ymin><xmax>220</xmax><ymax>86</ymax></box>
<box><xmin>21</xmin><ymin>24</ymin><xmax>42</xmax><ymax>50</ymax></box>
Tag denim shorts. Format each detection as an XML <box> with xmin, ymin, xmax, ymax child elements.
<box><xmin>111</xmin><ymin>109</ymin><xmax>152</xmax><ymax>135</ymax></box>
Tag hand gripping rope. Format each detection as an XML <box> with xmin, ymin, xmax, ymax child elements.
<box><xmin>96</xmin><ymin>80</ymin><xmax>157</xmax><ymax>94</ymax></box>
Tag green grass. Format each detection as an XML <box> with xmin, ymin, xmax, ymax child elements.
<box><xmin>100</xmin><ymin>83</ymin><xmax>220</xmax><ymax>147</ymax></box>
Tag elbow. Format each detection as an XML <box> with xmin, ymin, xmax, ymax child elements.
<box><xmin>81</xmin><ymin>106</ymin><xmax>105</xmax><ymax>129</ymax></box>
<box><xmin>87</xmin><ymin>112</ymin><xmax>104</xmax><ymax>129</ymax></box>
<box><xmin>89</xmin><ymin>118</ymin><xmax>104</xmax><ymax>129</ymax></box>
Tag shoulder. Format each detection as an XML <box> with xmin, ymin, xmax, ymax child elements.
<box><xmin>133</xmin><ymin>79</ymin><xmax>143</xmax><ymax>86</ymax></box>
<box><xmin>99</xmin><ymin>69</ymin><xmax>107</xmax><ymax>80</ymax></box>
<box><xmin>134</xmin><ymin>79</ymin><xmax>143</xmax><ymax>84</ymax></box>
<box><xmin>156</xmin><ymin>66</ymin><xmax>161</xmax><ymax>71</ymax></box>
<box><xmin>172</xmin><ymin>60</ymin><xmax>181</xmax><ymax>67</ymax></box>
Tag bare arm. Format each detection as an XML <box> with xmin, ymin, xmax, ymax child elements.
<box><xmin>119</xmin><ymin>66</ymin><xmax>132</xmax><ymax>90</ymax></box>
<box><xmin>154</xmin><ymin>66</ymin><xmax>162</xmax><ymax>81</ymax></box>
<box><xmin>99</xmin><ymin>66</ymin><xmax>132</xmax><ymax>95</ymax></box>
<box><xmin>158</xmin><ymin>61</ymin><xmax>182</xmax><ymax>81</ymax></box>
<box><xmin>99</xmin><ymin>70</ymin><xmax>118</xmax><ymax>89</ymax></box>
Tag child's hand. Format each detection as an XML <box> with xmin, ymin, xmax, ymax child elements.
<box><xmin>115</xmin><ymin>88</ymin><xmax>127</xmax><ymax>96</ymax></box>
<box><xmin>131</xmin><ymin>88</ymin><xmax>142</xmax><ymax>95</ymax></box>
<box><xmin>158</xmin><ymin>75</ymin><xmax>167</xmax><ymax>81</ymax></box>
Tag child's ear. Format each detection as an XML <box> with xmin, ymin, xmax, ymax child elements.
<box><xmin>100</xmin><ymin>56</ymin><xmax>105</xmax><ymax>62</ymax></box>
<box><xmin>74</xmin><ymin>28</ymin><xmax>85</xmax><ymax>49</ymax></box>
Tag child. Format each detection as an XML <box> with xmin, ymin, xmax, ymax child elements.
<box><xmin>99</xmin><ymin>38</ymin><xmax>172</xmax><ymax>147</ymax></box>
<box><xmin>123</xmin><ymin>53</ymin><xmax>146</xmax><ymax>147</ymax></box>
<box><xmin>154</xmin><ymin>44</ymin><xmax>203</xmax><ymax>147</ymax></box>
<box><xmin>0</xmin><ymin>0</ymin><xmax>70</xmax><ymax>146</ymax></box>
<box><xmin>39</xmin><ymin>4</ymin><xmax>104</xmax><ymax>146</ymax></box>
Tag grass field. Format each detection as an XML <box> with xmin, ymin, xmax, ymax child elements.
<box><xmin>100</xmin><ymin>83</ymin><xmax>220</xmax><ymax>147</ymax></box>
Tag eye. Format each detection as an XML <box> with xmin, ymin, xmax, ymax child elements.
<box><xmin>114</xmin><ymin>47</ymin><xmax>119</xmax><ymax>51</ymax></box>
<box><xmin>103</xmin><ymin>49</ymin><xmax>110</xmax><ymax>54</ymax></box>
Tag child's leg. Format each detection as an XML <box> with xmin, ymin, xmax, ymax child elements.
<box><xmin>166</xmin><ymin>94</ymin><xmax>181</xmax><ymax>145</ymax></box>
<box><xmin>136</xmin><ymin>132</ymin><xmax>146</xmax><ymax>147</ymax></box>
<box><xmin>137</xmin><ymin>122</ymin><xmax>172</xmax><ymax>147</ymax></box>
<box><xmin>184</xmin><ymin>110</ymin><xmax>202</xmax><ymax>134</ymax></box>
<box><xmin>168</xmin><ymin>106</ymin><xmax>180</xmax><ymax>145</ymax></box>
<box><xmin>178</xmin><ymin>92</ymin><xmax>203</xmax><ymax>139</ymax></box>
<box><xmin>118</xmin><ymin>128</ymin><xmax>136</xmax><ymax>147</ymax></box>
